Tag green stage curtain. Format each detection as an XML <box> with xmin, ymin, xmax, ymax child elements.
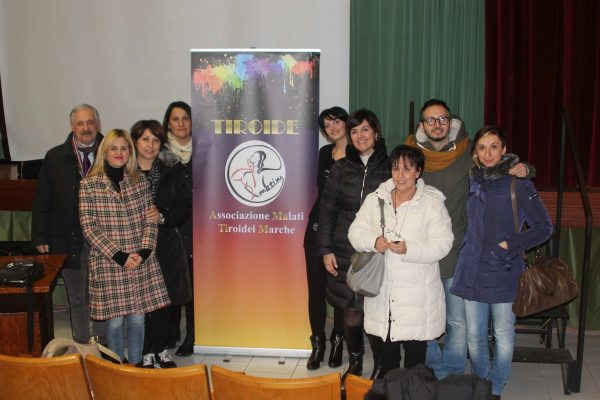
<box><xmin>350</xmin><ymin>0</ymin><xmax>484</xmax><ymax>146</ymax></box>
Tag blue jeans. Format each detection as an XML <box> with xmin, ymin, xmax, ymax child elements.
<box><xmin>426</xmin><ymin>277</ymin><xmax>467</xmax><ymax>378</ymax></box>
<box><xmin>106</xmin><ymin>314</ymin><xmax>145</xmax><ymax>364</ymax></box>
<box><xmin>464</xmin><ymin>300</ymin><xmax>516</xmax><ymax>396</ymax></box>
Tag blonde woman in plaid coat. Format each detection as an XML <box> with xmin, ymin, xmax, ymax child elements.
<box><xmin>80</xmin><ymin>129</ymin><xmax>170</xmax><ymax>364</ymax></box>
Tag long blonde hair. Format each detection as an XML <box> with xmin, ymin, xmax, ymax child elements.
<box><xmin>87</xmin><ymin>129</ymin><xmax>139</xmax><ymax>182</ymax></box>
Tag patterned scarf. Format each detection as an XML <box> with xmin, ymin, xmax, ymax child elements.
<box><xmin>140</xmin><ymin>159</ymin><xmax>161</xmax><ymax>199</ymax></box>
<box><xmin>72</xmin><ymin>136</ymin><xmax>99</xmax><ymax>178</ymax></box>
<box><xmin>166</xmin><ymin>131</ymin><xmax>192</xmax><ymax>164</ymax></box>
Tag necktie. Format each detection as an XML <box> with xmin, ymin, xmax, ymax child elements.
<box><xmin>81</xmin><ymin>151</ymin><xmax>92</xmax><ymax>177</ymax></box>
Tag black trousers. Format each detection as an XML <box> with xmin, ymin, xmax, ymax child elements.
<box><xmin>380</xmin><ymin>325</ymin><xmax>427</xmax><ymax>372</ymax></box>
<box><xmin>142</xmin><ymin>306</ymin><xmax>170</xmax><ymax>355</ymax></box>
<box><xmin>304</xmin><ymin>225</ymin><xmax>343</xmax><ymax>336</ymax></box>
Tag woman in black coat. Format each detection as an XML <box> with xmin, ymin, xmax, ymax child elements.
<box><xmin>131</xmin><ymin>119</ymin><xmax>192</xmax><ymax>368</ymax></box>
<box><xmin>160</xmin><ymin>101</ymin><xmax>195</xmax><ymax>356</ymax></box>
<box><xmin>304</xmin><ymin>106</ymin><xmax>349</xmax><ymax>370</ymax></box>
<box><xmin>317</xmin><ymin>109</ymin><xmax>391</xmax><ymax>378</ymax></box>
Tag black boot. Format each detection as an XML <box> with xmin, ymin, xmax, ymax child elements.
<box><xmin>368</xmin><ymin>334</ymin><xmax>383</xmax><ymax>379</ymax></box>
<box><xmin>176</xmin><ymin>300</ymin><xmax>194</xmax><ymax>356</ymax></box>
<box><xmin>328</xmin><ymin>333</ymin><xmax>344</xmax><ymax>368</ymax></box>
<box><xmin>306</xmin><ymin>333</ymin><xmax>326</xmax><ymax>370</ymax></box>
<box><xmin>341</xmin><ymin>325</ymin><xmax>364</xmax><ymax>380</ymax></box>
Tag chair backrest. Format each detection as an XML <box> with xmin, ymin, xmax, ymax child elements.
<box><xmin>85</xmin><ymin>355</ymin><xmax>210</xmax><ymax>400</ymax></box>
<box><xmin>0</xmin><ymin>352</ymin><xmax>92</xmax><ymax>399</ymax></box>
<box><xmin>210</xmin><ymin>365</ymin><xmax>341</xmax><ymax>400</ymax></box>
<box><xmin>345</xmin><ymin>374</ymin><xmax>373</xmax><ymax>400</ymax></box>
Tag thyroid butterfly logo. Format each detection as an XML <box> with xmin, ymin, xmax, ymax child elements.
<box><xmin>225</xmin><ymin>140</ymin><xmax>286</xmax><ymax>206</ymax></box>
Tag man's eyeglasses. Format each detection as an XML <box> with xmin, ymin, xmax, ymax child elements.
<box><xmin>421</xmin><ymin>115</ymin><xmax>450</xmax><ymax>126</ymax></box>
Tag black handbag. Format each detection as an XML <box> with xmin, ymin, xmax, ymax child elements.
<box><xmin>0</xmin><ymin>260</ymin><xmax>44</xmax><ymax>286</ymax></box>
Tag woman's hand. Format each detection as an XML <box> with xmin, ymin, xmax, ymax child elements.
<box><xmin>124</xmin><ymin>253</ymin><xmax>142</xmax><ymax>269</ymax></box>
<box><xmin>509</xmin><ymin>163</ymin><xmax>529</xmax><ymax>178</ymax></box>
<box><xmin>388</xmin><ymin>240</ymin><xmax>407</xmax><ymax>255</ymax></box>
<box><xmin>498</xmin><ymin>241</ymin><xmax>508</xmax><ymax>250</ymax></box>
<box><xmin>374</xmin><ymin>236</ymin><xmax>389</xmax><ymax>253</ymax></box>
<box><xmin>323</xmin><ymin>253</ymin><xmax>339</xmax><ymax>276</ymax></box>
<box><xmin>146</xmin><ymin>205</ymin><xmax>160</xmax><ymax>224</ymax></box>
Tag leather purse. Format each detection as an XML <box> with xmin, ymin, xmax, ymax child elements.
<box><xmin>346</xmin><ymin>198</ymin><xmax>386</xmax><ymax>297</ymax></box>
<box><xmin>510</xmin><ymin>178</ymin><xmax>579</xmax><ymax>317</ymax></box>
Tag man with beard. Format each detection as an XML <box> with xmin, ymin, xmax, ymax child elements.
<box><xmin>405</xmin><ymin>99</ymin><xmax>533</xmax><ymax>379</ymax></box>
<box><xmin>32</xmin><ymin>104</ymin><xmax>105</xmax><ymax>344</ymax></box>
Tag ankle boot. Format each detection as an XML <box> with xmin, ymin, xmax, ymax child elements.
<box><xmin>368</xmin><ymin>334</ymin><xmax>383</xmax><ymax>379</ymax></box>
<box><xmin>306</xmin><ymin>333</ymin><xmax>326</xmax><ymax>370</ymax></box>
<box><xmin>342</xmin><ymin>325</ymin><xmax>364</xmax><ymax>380</ymax></box>
<box><xmin>342</xmin><ymin>352</ymin><xmax>364</xmax><ymax>381</ymax></box>
<box><xmin>328</xmin><ymin>333</ymin><xmax>344</xmax><ymax>368</ymax></box>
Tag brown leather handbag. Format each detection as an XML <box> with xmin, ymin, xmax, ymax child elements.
<box><xmin>510</xmin><ymin>178</ymin><xmax>579</xmax><ymax>317</ymax></box>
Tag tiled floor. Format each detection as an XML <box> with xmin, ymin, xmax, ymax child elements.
<box><xmin>53</xmin><ymin>301</ymin><xmax>600</xmax><ymax>399</ymax></box>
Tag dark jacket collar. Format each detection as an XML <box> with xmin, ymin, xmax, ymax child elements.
<box><xmin>345</xmin><ymin>138</ymin><xmax>388</xmax><ymax>166</ymax></box>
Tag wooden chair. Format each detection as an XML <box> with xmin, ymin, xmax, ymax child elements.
<box><xmin>210</xmin><ymin>364</ymin><xmax>341</xmax><ymax>400</ymax></box>
<box><xmin>85</xmin><ymin>355</ymin><xmax>210</xmax><ymax>400</ymax></box>
<box><xmin>0</xmin><ymin>352</ymin><xmax>92</xmax><ymax>399</ymax></box>
<box><xmin>345</xmin><ymin>374</ymin><xmax>373</xmax><ymax>400</ymax></box>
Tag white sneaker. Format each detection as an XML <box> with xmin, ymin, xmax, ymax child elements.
<box><xmin>157</xmin><ymin>350</ymin><xmax>177</xmax><ymax>368</ymax></box>
<box><xmin>139</xmin><ymin>353</ymin><xmax>156</xmax><ymax>369</ymax></box>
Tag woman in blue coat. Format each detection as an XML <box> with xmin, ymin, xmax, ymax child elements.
<box><xmin>451</xmin><ymin>126</ymin><xmax>552</xmax><ymax>399</ymax></box>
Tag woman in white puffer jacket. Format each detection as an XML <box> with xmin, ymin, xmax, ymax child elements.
<box><xmin>348</xmin><ymin>144</ymin><xmax>453</xmax><ymax>377</ymax></box>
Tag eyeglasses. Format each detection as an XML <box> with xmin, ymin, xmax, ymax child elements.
<box><xmin>421</xmin><ymin>115</ymin><xmax>450</xmax><ymax>126</ymax></box>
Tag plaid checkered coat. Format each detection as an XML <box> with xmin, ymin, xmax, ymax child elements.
<box><xmin>79</xmin><ymin>172</ymin><xmax>170</xmax><ymax>320</ymax></box>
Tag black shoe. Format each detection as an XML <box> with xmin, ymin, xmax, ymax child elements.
<box><xmin>176</xmin><ymin>335</ymin><xmax>194</xmax><ymax>356</ymax></box>
<box><xmin>342</xmin><ymin>352</ymin><xmax>363</xmax><ymax>381</ymax></box>
<box><xmin>137</xmin><ymin>354</ymin><xmax>156</xmax><ymax>368</ymax></box>
<box><xmin>328</xmin><ymin>333</ymin><xmax>344</xmax><ymax>368</ymax></box>
<box><xmin>306</xmin><ymin>333</ymin><xmax>326</xmax><ymax>370</ymax></box>
<box><xmin>156</xmin><ymin>350</ymin><xmax>177</xmax><ymax>368</ymax></box>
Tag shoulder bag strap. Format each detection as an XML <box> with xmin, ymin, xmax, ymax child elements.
<box><xmin>378</xmin><ymin>197</ymin><xmax>385</xmax><ymax>236</ymax></box>
<box><xmin>510</xmin><ymin>177</ymin><xmax>518</xmax><ymax>234</ymax></box>
<box><xmin>511</xmin><ymin>177</ymin><xmax>530</xmax><ymax>263</ymax></box>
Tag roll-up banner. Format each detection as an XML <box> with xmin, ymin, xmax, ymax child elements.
<box><xmin>191</xmin><ymin>49</ymin><xmax>319</xmax><ymax>356</ymax></box>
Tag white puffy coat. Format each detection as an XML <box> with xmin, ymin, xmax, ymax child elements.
<box><xmin>348</xmin><ymin>178</ymin><xmax>453</xmax><ymax>341</ymax></box>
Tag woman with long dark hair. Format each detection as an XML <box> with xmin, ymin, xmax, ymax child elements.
<box><xmin>160</xmin><ymin>101</ymin><xmax>195</xmax><ymax>356</ymax></box>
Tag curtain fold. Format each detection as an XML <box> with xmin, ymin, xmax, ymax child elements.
<box><xmin>350</xmin><ymin>0</ymin><xmax>484</xmax><ymax>146</ymax></box>
<box><xmin>484</xmin><ymin>0</ymin><xmax>600</xmax><ymax>188</ymax></box>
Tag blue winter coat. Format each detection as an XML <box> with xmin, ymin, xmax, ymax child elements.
<box><xmin>450</xmin><ymin>155</ymin><xmax>553</xmax><ymax>304</ymax></box>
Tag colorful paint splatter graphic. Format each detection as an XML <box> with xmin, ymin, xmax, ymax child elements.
<box><xmin>193</xmin><ymin>53</ymin><xmax>316</xmax><ymax>97</ymax></box>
